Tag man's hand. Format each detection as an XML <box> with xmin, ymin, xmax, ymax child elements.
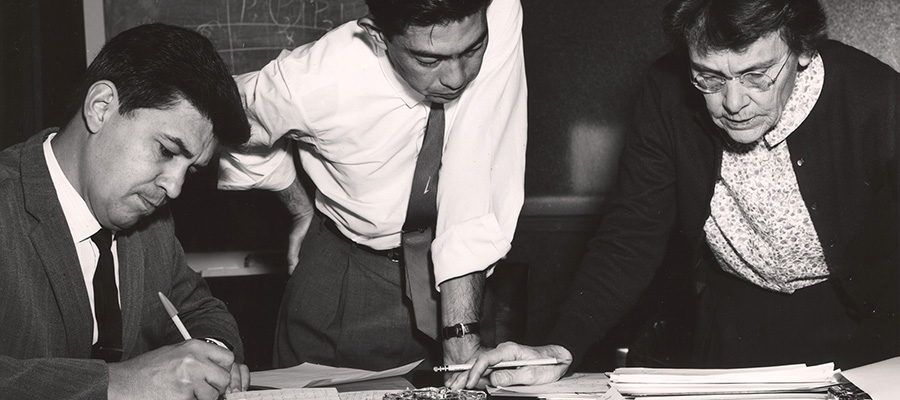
<box><xmin>227</xmin><ymin>359</ymin><xmax>251</xmax><ymax>394</ymax></box>
<box><xmin>107</xmin><ymin>339</ymin><xmax>245</xmax><ymax>400</ymax></box>
<box><xmin>446</xmin><ymin>342</ymin><xmax>572</xmax><ymax>390</ymax></box>
<box><xmin>276</xmin><ymin>177</ymin><xmax>314</xmax><ymax>274</ymax></box>
<box><xmin>442</xmin><ymin>333</ymin><xmax>485</xmax><ymax>386</ymax></box>
<box><xmin>443</xmin><ymin>334</ymin><xmax>483</xmax><ymax>365</ymax></box>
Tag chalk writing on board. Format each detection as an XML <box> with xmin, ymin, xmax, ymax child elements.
<box><xmin>104</xmin><ymin>0</ymin><xmax>369</xmax><ymax>74</ymax></box>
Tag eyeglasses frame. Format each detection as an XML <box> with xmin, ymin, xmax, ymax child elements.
<box><xmin>691</xmin><ymin>53</ymin><xmax>792</xmax><ymax>94</ymax></box>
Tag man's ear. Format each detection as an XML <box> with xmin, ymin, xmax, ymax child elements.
<box><xmin>83</xmin><ymin>80</ymin><xmax>118</xmax><ymax>134</ymax></box>
<box><xmin>358</xmin><ymin>16</ymin><xmax>387</xmax><ymax>51</ymax></box>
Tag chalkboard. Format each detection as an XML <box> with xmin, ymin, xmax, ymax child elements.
<box><xmin>103</xmin><ymin>0</ymin><xmax>368</xmax><ymax>74</ymax></box>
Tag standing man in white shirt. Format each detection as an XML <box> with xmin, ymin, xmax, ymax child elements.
<box><xmin>218</xmin><ymin>0</ymin><xmax>527</xmax><ymax>372</ymax></box>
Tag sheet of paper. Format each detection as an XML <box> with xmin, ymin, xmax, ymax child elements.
<box><xmin>338</xmin><ymin>390</ymin><xmax>396</xmax><ymax>400</ymax></box>
<box><xmin>609</xmin><ymin>363</ymin><xmax>836</xmax><ymax>383</ymax></box>
<box><xmin>840</xmin><ymin>356</ymin><xmax>900</xmax><ymax>400</ymax></box>
<box><xmin>639</xmin><ymin>393</ymin><xmax>829</xmax><ymax>400</ymax></box>
<box><xmin>226</xmin><ymin>387</ymin><xmax>341</xmax><ymax>400</ymax></box>
<box><xmin>490</xmin><ymin>372</ymin><xmax>610</xmax><ymax>395</ymax></box>
<box><xmin>488</xmin><ymin>387</ymin><xmax>622</xmax><ymax>400</ymax></box>
<box><xmin>250</xmin><ymin>359</ymin><xmax>423</xmax><ymax>389</ymax></box>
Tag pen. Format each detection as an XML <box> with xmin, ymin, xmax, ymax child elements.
<box><xmin>158</xmin><ymin>291</ymin><xmax>192</xmax><ymax>340</ymax></box>
<box><xmin>433</xmin><ymin>357</ymin><xmax>563</xmax><ymax>373</ymax></box>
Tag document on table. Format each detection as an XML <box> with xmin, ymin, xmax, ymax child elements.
<box><xmin>248</xmin><ymin>359</ymin><xmax>423</xmax><ymax>389</ymax></box>
<box><xmin>487</xmin><ymin>372</ymin><xmax>619</xmax><ymax>399</ymax></box>
<box><xmin>607</xmin><ymin>362</ymin><xmax>841</xmax><ymax>398</ymax></box>
<box><xmin>840</xmin><ymin>356</ymin><xmax>900</xmax><ymax>400</ymax></box>
<box><xmin>225</xmin><ymin>387</ymin><xmax>397</xmax><ymax>400</ymax></box>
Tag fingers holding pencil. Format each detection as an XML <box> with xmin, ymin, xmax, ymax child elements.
<box><xmin>434</xmin><ymin>357</ymin><xmax>564</xmax><ymax>372</ymax></box>
<box><xmin>446</xmin><ymin>342</ymin><xmax>573</xmax><ymax>390</ymax></box>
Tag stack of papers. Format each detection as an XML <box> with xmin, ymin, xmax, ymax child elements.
<box><xmin>608</xmin><ymin>363</ymin><xmax>842</xmax><ymax>399</ymax></box>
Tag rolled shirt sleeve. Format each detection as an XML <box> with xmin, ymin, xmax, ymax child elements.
<box><xmin>432</xmin><ymin>0</ymin><xmax>527</xmax><ymax>287</ymax></box>
<box><xmin>218</xmin><ymin>50</ymin><xmax>312</xmax><ymax>192</ymax></box>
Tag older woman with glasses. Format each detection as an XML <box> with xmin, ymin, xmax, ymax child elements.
<box><xmin>449</xmin><ymin>0</ymin><xmax>900</xmax><ymax>389</ymax></box>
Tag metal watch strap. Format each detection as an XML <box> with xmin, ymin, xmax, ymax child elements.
<box><xmin>442</xmin><ymin>322</ymin><xmax>480</xmax><ymax>340</ymax></box>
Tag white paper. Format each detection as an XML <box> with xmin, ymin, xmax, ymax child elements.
<box><xmin>226</xmin><ymin>387</ymin><xmax>341</xmax><ymax>400</ymax></box>
<box><xmin>840</xmin><ymin>356</ymin><xmax>900</xmax><ymax>400</ymax></box>
<box><xmin>489</xmin><ymin>372</ymin><xmax>610</xmax><ymax>395</ymax></box>
<box><xmin>338</xmin><ymin>390</ymin><xmax>397</xmax><ymax>400</ymax></box>
<box><xmin>226</xmin><ymin>388</ymin><xmax>396</xmax><ymax>400</ymax></box>
<box><xmin>250</xmin><ymin>359</ymin><xmax>423</xmax><ymax>389</ymax></box>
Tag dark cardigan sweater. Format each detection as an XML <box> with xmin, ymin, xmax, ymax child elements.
<box><xmin>546</xmin><ymin>40</ymin><xmax>900</xmax><ymax>369</ymax></box>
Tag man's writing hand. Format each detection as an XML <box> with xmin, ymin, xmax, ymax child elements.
<box><xmin>446</xmin><ymin>342</ymin><xmax>572</xmax><ymax>389</ymax></box>
<box><xmin>276</xmin><ymin>177</ymin><xmax>314</xmax><ymax>274</ymax></box>
<box><xmin>227</xmin><ymin>360</ymin><xmax>251</xmax><ymax>394</ymax></box>
<box><xmin>107</xmin><ymin>339</ymin><xmax>237</xmax><ymax>400</ymax></box>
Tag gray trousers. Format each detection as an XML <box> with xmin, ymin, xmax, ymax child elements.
<box><xmin>273</xmin><ymin>213</ymin><xmax>439</xmax><ymax>370</ymax></box>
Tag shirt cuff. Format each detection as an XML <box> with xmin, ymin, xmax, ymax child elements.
<box><xmin>217</xmin><ymin>138</ymin><xmax>296</xmax><ymax>191</ymax></box>
<box><xmin>432</xmin><ymin>213</ymin><xmax>511</xmax><ymax>288</ymax></box>
<box><xmin>203</xmin><ymin>337</ymin><xmax>232</xmax><ymax>351</ymax></box>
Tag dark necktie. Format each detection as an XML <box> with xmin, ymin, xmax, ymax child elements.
<box><xmin>401</xmin><ymin>102</ymin><xmax>444</xmax><ymax>340</ymax></box>
<box><xmin>90</xmin><ymin>228</ymin><xmax>123</xmax><ymax>362</ymax></box>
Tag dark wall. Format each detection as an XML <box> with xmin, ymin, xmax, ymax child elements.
<box><xmin>521</xmin><ymin>0</ymin><xmax>669</xmax><ymax>199</ymax></box>
<box><xmin>0</xmin><ymin>0</ymin><xmax>85</xmax><ymax>149</ymax></box>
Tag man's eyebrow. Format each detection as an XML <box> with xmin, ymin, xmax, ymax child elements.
<box><xmin>163</xmin><ymin>134</ymin><xmax>195</xmax><ymax>159</ymax></box>
<box><xmin>410</xmin><ymin>30</ymin><xmax>487</xmax><ymax>59</ymax></box>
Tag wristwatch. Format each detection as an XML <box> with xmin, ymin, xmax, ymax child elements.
<box><xmin>442</xmin><ymin>322</ymin><xmax>480</xmax><ymax>340</ymax></box>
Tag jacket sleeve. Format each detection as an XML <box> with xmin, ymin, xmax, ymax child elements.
<box><xmin>544</xmin><ymin>60</ymin><xmax>682</xmax><ymax>369</ymax></box>
<box><xmin>152</xmin><ymin>211</ymin><xmax>245</xmax><ymax>362</ymax></box>
<box><xmin>0</xmin><ymin>356</ymin><xmax>108</xmax><ymax>399</ymax></box>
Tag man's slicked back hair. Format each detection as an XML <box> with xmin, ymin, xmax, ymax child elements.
<box><xmin>365</xmin><ymin>0</ymin><xmax>493</xmax><ymax>39</ymax></box>
<box><xmin>72</xmin><ymin>23</ymin><xmax>250</xmax><ymax>146</ymax></box>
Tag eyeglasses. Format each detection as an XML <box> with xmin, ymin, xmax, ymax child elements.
<box><xmin>691</xmin><ymin>54</ymin><xmax>791</xmax><ymax>94</ymax></box>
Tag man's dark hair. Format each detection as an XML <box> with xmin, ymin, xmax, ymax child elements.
<box><xmin>365</xmin><ymin>0</ymin><xmax>492</xmax><ymax>39</ymax></box>
<box><xmin>71</xmin><ymin>23</ymin><xmax>249</xmax><ymax>146</ymax></box>
<box><xmin>662</xmin><ymin>0</ymin><xmax>828</xmax><ymax>57</ymax></box>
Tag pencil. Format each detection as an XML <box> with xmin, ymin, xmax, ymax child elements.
<box><xmin>158</xmin><ymin>291</ymin><xmax>192</xmax><ymax>340</ymax></box>
<box><xmin>433</xmin><ymin>357</ymin><xmax>563</xmax><ymax>373</ymax></box>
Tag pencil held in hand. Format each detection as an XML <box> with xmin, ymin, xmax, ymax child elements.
<box><xmin>433</xmin><ymin>358</ymin><xmax>563</xmax><ymax>372</ymax></box>
<box><xmin>158</xmin><ymin>291</ymin><xmax>192</xmax><ymax>340</ymax></box>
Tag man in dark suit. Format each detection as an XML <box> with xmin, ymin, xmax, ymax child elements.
<box><xmin>0</xmin><ymin>23</ymin><xmax>251</xmax><ymax>399</ymax></box>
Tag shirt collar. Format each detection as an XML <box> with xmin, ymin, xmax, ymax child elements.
<box><xmin>374</xmin><ymin>45</ymin><xmax>427</xmax><ymax>108</ymax></box>
<box><xmin>43</xmin><ymin>132</ymin><xmax>102</xmax><ymax>243</ymax></box>
<box><xmin>764</xmin><ymin>52</ymin><xmax>825</xmax><ymax>148</ymax></box>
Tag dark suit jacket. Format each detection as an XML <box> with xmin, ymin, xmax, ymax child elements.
<box><xmin>0</xmin><ymin>130</ymin><xmax>244</xmax><ymax>399</ymax></box>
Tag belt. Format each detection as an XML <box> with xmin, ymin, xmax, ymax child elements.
<box><xmin>322</xmin><ymin>214</ymin><xmax>404</xmax><ymax>263</ymax></box>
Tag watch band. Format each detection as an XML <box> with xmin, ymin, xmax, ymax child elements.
<box><xmin>442</xmin><ymin>322</ymin><xmax>480</xmax><ymax>340</ymax></box>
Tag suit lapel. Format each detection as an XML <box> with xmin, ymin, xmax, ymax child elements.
<box><xmin>21</xmin><ymin>130</ymin><xmax>95</xmax><ymax>358</ymax></box>
<box><xmin>116</xmin><ymin>230</ymin><xmax>145</xmax><ymax>359</ymax></box>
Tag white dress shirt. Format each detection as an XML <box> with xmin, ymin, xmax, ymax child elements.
<box><xmin>219</xmin><ymin>0</ymin><xmax>527</xmax><ymax>287</ymax></box>
<box><xmin>43</xmin><ymin>132</ymin><xmax>121</xmax><ymax>344</ymax></box>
